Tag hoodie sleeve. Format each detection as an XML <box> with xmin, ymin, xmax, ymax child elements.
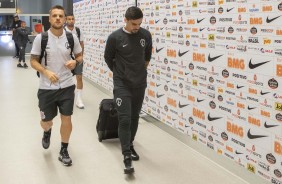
<box><xmin>145</xmin><ymin>32</ymin><xmax>152</xmax><ymax>62</ymax></box>
<box><xmin>104</xmin><ymin>34</ymin><xmax>116</xmax><ymax>71</ymax></box>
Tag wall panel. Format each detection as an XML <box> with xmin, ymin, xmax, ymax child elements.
<box><xmin>138</xmin><ymin>0</ymin><xmax>282</xmax><ymax>183</ymax></box>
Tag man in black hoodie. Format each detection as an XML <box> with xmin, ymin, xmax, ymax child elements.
<box><xmin>104</xmin><ymin>6</ymin><xmax>152</xmax><ymax>174</ymax></box>
<box><xmin>16</xmin><ymin>21</ymin><xmax>31</xmax><ymax>68</ymax></box>
<box><xmin>11</xmin><ymin>15</ymin><xmax>21</xmax><ymax>58</ymax></box>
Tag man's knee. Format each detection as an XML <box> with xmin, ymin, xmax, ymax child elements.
<box><xmin>41</xmin><ymin>120</ymin><xmax>53</xmax><ymax>130</ymax></box>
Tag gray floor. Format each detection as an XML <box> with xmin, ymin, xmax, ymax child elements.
<box><xmin>0</xmin><ymin>56</ymin><xmax>267</xmax><ymax>184</ymax></box>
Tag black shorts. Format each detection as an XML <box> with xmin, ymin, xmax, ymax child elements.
<box><xmin>37</xmin><ymin>85</ymin><xmax>75</xmax><ymax>121</ymax></box>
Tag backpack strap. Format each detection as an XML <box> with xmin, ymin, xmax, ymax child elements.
<box><xmin>66</xmin><ymin>31</ymin><xmax>75</xmax><ymax>60</ymax></box>
<box><xmin>40</xmin><ymin>32</ymin><xmax>48</xmax><ymax>66</ymax></box>
<box><xmin>75</xmin><ymin>27</ymin><xmax>80</xmax><ymax>41</ymax></box>
<box><xmin>37</xmin><ymin>32</ymin><xmax>48</xmax><ymax>77</ymax></box>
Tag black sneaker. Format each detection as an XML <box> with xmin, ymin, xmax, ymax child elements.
<box><xmin>130</xmin><ymin>145</ymin><xmax>139</xmax><ymax>161</ymax></box>
<box><xmin>17</xmin><ymin>63</ymin><xmax>23</xmax><ymax>68</ymax></box>
<box><xmin>23</xmin><ymin>63</ymin><xmax>28</xmax><ymax>68</ymax></box>
<box><xmin>58</xmin><ymin>148</ymin><xmax>72</xmax><ymax>166</ymax></box>
<box><xmin>124</xmin><ymin>155</ymin><xmax>134</xmax><ymax>174</ymax></box>
<box><xmin>42</xmin><ymin>129</ymin><xmax>51</xmax><ymax>149</ymax></box>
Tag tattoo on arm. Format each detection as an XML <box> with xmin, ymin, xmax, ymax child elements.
<box><xmin>30</xmin><ymin>54</ymin><xmax>40</xmax><ymax>62</ymax></box>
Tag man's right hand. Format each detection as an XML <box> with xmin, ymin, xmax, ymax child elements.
<box><xmin>44</xmin><ymin>69</ymin><xmax>59</xmax><ymax>84</ymax></box>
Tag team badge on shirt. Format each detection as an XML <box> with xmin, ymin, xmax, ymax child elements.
<box><xmin>140</xmin><ymin>39</ymin><xmax>145</xmax><ymax>47</ymax></box>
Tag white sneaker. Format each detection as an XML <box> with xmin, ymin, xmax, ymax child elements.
<box><xmin>76</xmin><ymin>98</ymin><xmax>85</xmax><ymax>109</ymax></box>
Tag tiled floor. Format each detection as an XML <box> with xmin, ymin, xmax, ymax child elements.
<box><xmin>0</xmin><ymin>56</ymin><xmax>267</xmax><ymax>184</ymax></box>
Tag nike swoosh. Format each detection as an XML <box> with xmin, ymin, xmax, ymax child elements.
<box><xmin>123</xmin><ymin>44</ymin><xmax>128</xmax><ymax>47</ymax></box>
<box><xmin>156</xmin><ymin>94</ymin><xmax>165</xmax><ymax>98</ymax></box>
<box><xmin>156</xmin><ymin>84</ymin><xmax>161</xmax><ymax>87</ymax></box>
<box><xmin>155</xmin><ymin>19</ymin><xmax>160</xmax><ymax>24</ymax></box>
<box><xmin>178</xmin><ymin>50</ymin><xmax>189</xmax><ymax>57</ymax></box>
<box><xmin>248</xmin><ymin>106</ymin><xmax>256</xmax><ymax>110</ymax></box>
<box><xmin>197</xmin><ymin>18</ymin><xmax>205</xmax><ymax>23</ymax></box>
<box><xmin>208</xmin><ymin>54</ymin><xmax>223</xmax><ymax>62</ymax></box>
<box><xmin>185</xmin><ymin>125</ymin><xmax>190</xmax><ymax>128</ymax></box>
<box><xmin>235</xmin><ymin>151</ymin><xmax>243</xmax><ymax>155</ymax></box>
<box><xmin>156</xmin><ymin>47</ymin><xmax>164</xmax><ymax>53</ymax></box>
<box><xmin>227</xmin><ymin>7</ymin><xmax>234</xmax><ymax>12</ymax></box>
<box><xmin>247</xmin><ymin>129</ymin><xmax>268</xmax><ymax>139</ymax></box>
<box><xmin>207</xmin><ymin>113</ymin><xmax>222</xmax><ymax>121</ymax></box>
<box><xmin>197</xmin><ymin>98</ymin><xmax>205</xmax><ymax>103</ymax></box>
<box><xmin>200</xmin><ymin>28</ymin><xmax>205</xmax><ymax>31</ymax></box>
<box><xmin>266</xmin><ymin>15</ymin><xmax>281</xmax><ymax>23</ymax></box>
<box><xmin>236</xmin><ymin>85</ymin><xmax>244</xmax><ymax>89</ymax></box>
<box><xmin>160</xmin><ymin>27</ymin><xmax>165</xmax><ymax>30</ymax></box>
<box><xmin>260</xmin><ymin>91</ymin><xmax>270</xmax><ymax>95</ymax></box>
<box><xmin>185</xmin><ymin>72</ymin><xmax>190</xmax><ymax>75</ymax></box>
<box><xmin>172</xmin><ymin>118</ymin><xmax>177</xmax><ymax>121</ymax></box>
<box><xmin>264</xmin><ymin>122</ymin><xmax>279</xmax><ymax>128</ymax></box>
<box><xmin>179</xmin><ymin>102</ymin><xmax>189</xmax><ymax>108</ymax></box>
<box><xmin>248</xmin><ymin>59</ymin><xmax>271</xmax><ymax>69</ymax></box>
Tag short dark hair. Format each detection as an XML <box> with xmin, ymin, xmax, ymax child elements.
<box><xmin>49</xmin><ymin>5</ymin><xmax>65</xmax><ymax>15</ymax></box>
<box><xmin>125</xmin><ymin>6</ymin><xmax>143</xmax><ymax>20</ymax></box>
<box><xmin>66</xmin><ymin>13</ymin><xmax>74</xmax><ymax>17</ymax></box>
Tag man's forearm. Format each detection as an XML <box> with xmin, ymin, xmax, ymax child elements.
<box><xmin>75</xmin><ymin>52</ymin><xmax>83</xmax><ymax>63</ymax></box>
<box><xmin>30</xmin><ymin>54</ymin><xmax>46</xmax><ymax>74</ymax></box>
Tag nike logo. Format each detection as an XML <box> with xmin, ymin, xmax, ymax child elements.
<box><xmin>264</xmin><ymin>122</ymin><xmax>279</xmax><ymax>128</ymax></box>
<box><xmin>260</xmin><ymin>91</ymin><xmax>270</xmax><ymax>95</ymax></box>
<box><xmin>160</xmin><ymin>27</ymin><xmax>165</xmax><ymax>30</ymax></box>
<box><xmin>236</xmin><ymin>85</ymin><xmax>244</xmax><ymax>89</ymax></box>
<box><xmin>156</xmin><ymin>84</ymin><xmax>161</xmax><ymax>87</ymax></box>
<box><xmin>207</xmin><ymin>113</ymin><xmax>222</xmax><ymax>121</ymax></box>
<box><xmin>178</xmin><ymin>50</ymin><xmax>189</xmax><ymax>57</ymax></box>
<box><xmin>248</xmin><ymin>106</ymin><xmax>256</xmax><ymax>110</ymax></box>
<box><xmin>248</xmin><ymin>59</ymin><xmax>271</xmax><ymax>69</ymax></box>
<box><xmin>200</xmin><ymin>28</ymin><xmax>205</xmax><ymax>31</ymax></box>
<box><xmin>197</xmin><ymin>98</ymin><xmax>205</xmax><ymax>103</ymax></box>
<box><xmin>123</xmin><ymin>44</ymin><xmax>128</xmax><ymax>47</ymax></box>
<box><xmin>155</xmin><ymin>19</ymin><xmax>160</xmax><ymax>24</ymax></box>
<box><xmin>208</xmin><ymin>54</ymin><xmax>223</xmax><ymax>62</ymax></box>
<box><xmin>197</xmin><ymin>18</ymin><xmax>205</xmax><ymax>23</ymax></box>
<box><xmin>179</xmin><ymin>102</ymin><xmax>189</xmax><ymax>108</ymax></box>
<box><xmin>247</xmin><ymin>129</ymin><xmax>268</xmax><ymax>139</ymax></box>
<box><xmin>185</xmin><ymin>125</ymin><xmax>190</xmax><ymax>128</ymax></box>
<box><xmin>172</xmin><ymin>118</ymin><xmax>177</xmax><ymax>121</ymax></box>
<box><xmin>235</xmin><ymin>151</ymin><xmax>243</xmax><ymax>155</ymax></box>
<box><xmin>227</xmin><ymin>7</ymin><xmax>234</xmax><ymax>12</ymax></box>
<box><xmin>266</xmin><ymin>15</ymin><xmax>281</xmax><ymax>23</ymax></box>
<box><xmin>156</xmin><ymin>47</ymin><xmax>164</xmax><ymax>53</ymax></box>
<box><xmin>185</xmin><ymin>72</ymin><xmax>190</xmax><ymax>75</ymax></box>
<box><xmin>156</xmin><ymin>93</ymin><xmax>165</xmax><ymax>98</ymax></box>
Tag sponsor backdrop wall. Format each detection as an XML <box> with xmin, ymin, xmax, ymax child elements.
<box><xmin>74</xmin><ymin>0</ymin><xmax>282</xmax><ymax>183</ymax></box>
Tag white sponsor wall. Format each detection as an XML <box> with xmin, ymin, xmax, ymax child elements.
<box><xmin>138</xmin><ymin>0</ymin><xmax>282</xmax><ymax>183</ymax></box>
<box><xmin>74</xmin><ymin>0</ymin><xmax>282</xmax><ymax>183</ymax></box>
<box><xmin>73</xmin><ymin>0</ymin><xmax>135</xmax><ymax>91</ymax></box>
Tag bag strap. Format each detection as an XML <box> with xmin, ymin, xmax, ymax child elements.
<box><xmin>75</xmin><ymin>27</ymin><xmax>80</xmax><ymax>41</ymax></box>
<box><xmin>40</xmin><ymin>32</ymin><xmax>48</xmax><ymax>66</ymax></box>
<box><xmin>37</xmin><ymin>32</ymin><xmax>48</xmax><ymax>77</ymax></box>
<box><xmin>66</xmin><ymin>31</ymin><xmax>75</xmax><ymax>60</ymax></box>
